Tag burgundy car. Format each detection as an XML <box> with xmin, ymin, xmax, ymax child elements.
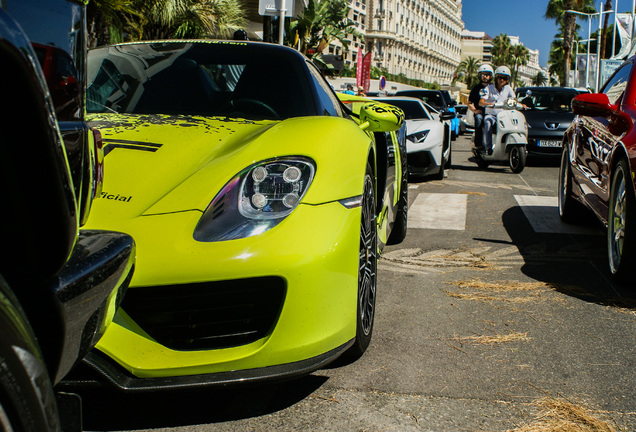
<box><xmin>559</xmin><ymin>57</ymin><xmax>636</xmax><ymax>284</ymax></box>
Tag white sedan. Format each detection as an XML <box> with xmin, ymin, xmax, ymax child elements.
<box><xmin>373</xmin><ymin>96</ymin><xmax>451</xmax><ymax>180</ymax></box>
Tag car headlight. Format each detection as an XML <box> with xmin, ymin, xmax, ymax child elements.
<box><xmin>408</xmin><ymin>130</ymin><xmax>430</xmax><ymax>143</ymax></box>
<box><xmin>194</xmin><ymin>157</ymin><xmax>315</xmax><ymax>242</ymax></box>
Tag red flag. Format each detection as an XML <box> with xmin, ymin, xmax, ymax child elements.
<box><xmin>356</xmin><ymin>47</ymin><xmax>363</xmax><ymax>88</ymax></box>
<box><xmin>361</xmin><ymin>52</ymin><xmax>371</xmax><ymax>93</ymax></box>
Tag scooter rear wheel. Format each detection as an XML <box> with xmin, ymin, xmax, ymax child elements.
<box><xmin>509</xmin><ymin>145</ymin><xmax>526</xmax><ymax>173</ymax></box>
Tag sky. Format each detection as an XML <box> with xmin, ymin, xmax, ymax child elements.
<box><xmin>460</xmin><ymin>0</ymin><xmax>608</xmax><ymax>68</ymax></box>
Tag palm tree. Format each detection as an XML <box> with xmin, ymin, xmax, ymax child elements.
<box><xmin>492</xmin><ymin>33</ymin><xmax>513</xmax><ymax>66</ymax></box>
<box><xmin>511</xmin><ymin>44</ymin><xmax>530</xmax><ymax>86</ymax></box>
<box><xmin>532</xmin><ymin>71</ymin><xmax>548</xmax><ymax>86</ymax></box>
<box><xmin>545</xmin><ymin>0</ymin><xmax>596</xmax><ymax>86</ymax></box>
<box><xmin>289</xmin><ymin>0</ymin><xmax>362</xmax><ymax>57</ymax></box>
<box><xmin>87</xmin><ymin>0</ymin><xmax>246</xmax><ymax>45</ymax></box>
<box><xmin>87</xmin><ymin>0</ymin><xmax>138</xmax><ymax>47</ymax></box>
<box><xmin>453</xmin><ymin>56</ymin><xmax>480</xmax><ymax>88</ymax></box>
<box><xmin>136</xmin><ymin>0</ymin><xmax>245</xmax><ymax>40</ymax></box>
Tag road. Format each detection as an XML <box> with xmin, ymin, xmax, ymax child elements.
<box><xmin>77</xmin><ymin>135</ymin><xmax>636</xmax><ymax>432</ymax></box>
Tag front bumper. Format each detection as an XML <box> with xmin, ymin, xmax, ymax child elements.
<box><xmin>48</xmin><ymin>230</ymin><xmax>135</xmax><ymax>383</ymax></box>
<box><xmin>78</xmin><ymin>200</ymin><xmax>361</xmax><ymax>386</ymax></box>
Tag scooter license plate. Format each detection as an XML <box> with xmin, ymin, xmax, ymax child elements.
<box><xmin>538</xmin><ymin>140</ymin><xmax>561</xmax><ymax>147</ymax></box>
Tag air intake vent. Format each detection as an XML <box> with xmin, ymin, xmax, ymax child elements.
<box><xmin>122</xmin><ymin>277</ymin><xmax>286</xmax><ymax>351</ymax></box>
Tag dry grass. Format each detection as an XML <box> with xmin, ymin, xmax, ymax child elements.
<box><xmin>507</xmin><ymin>397</ymin><xmax>621</xmax><ymax>432</ymax></box>
<box><xmin>450</xmin><ymin>332</ymin><xmax>530</xmax><ymax>345</ymax></box>
<box><xmin>444</xmin><ymin>280</ymin><xmax>551</xmax><ymax>304</ymax></box>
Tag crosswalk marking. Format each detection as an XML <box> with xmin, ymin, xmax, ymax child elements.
<box><xmin>408</xmin><ymin>193</ymin><xmax>467</xmax><ymax>230</ymax></box>
<box><xmin>406</xmin><ymin>192</ymin><xmax>601</xmax><ymax>234</ymax></box>
<box><xmin>514</xmin><ymin>195</ymin><xmax>599</xmax><ymax>235</ymax></box>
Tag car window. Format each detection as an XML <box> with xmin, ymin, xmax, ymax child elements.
<box><xmin>601</xmin><ymin>62</ymin><xmax>632</xmax><ymax>105</ymax></box>
<box><xmin>515</xmin><ymin>89</ymin><xmax>578</xmax><ymax>112</ymax></box>
<box><xmin>306</xmin><ymin>62</ymin><xmax>344</xmax><ymax>117</ymax></box>
<box><xmin>87</xmin><ymin>42</ymin><xmax>317</xmax><ymax>120</ymax></box>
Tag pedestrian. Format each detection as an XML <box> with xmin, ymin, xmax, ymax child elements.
<box><xmin>356</xmin><ymin>86</ymin><xmax>366</xmax><ymax>96</ymax></box>
<box><xmin>344</xmin><ymin>83</ymin><xmax>355</xmax><ymax>95</ymax></box>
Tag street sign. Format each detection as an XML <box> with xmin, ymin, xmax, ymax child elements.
<box><xmin>379</xmin><ymin>76</ymin><xmax>386</xmax><ymax>90</ymax></box>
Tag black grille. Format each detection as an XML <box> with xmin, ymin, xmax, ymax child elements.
<box><xmin>122</xmin><ymin>277</ymin><xmax>286</xmax><ymax>351</ymax></box>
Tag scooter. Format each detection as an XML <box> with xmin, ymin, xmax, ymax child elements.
<box><xmin>471</xmin><ymin>98</ymin><xmax>528</xmax><ymax>173</ymax></box>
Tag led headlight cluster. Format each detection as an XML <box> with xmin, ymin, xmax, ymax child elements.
<box><xmin>407</xmin><ymin>130</ymin><xmax>430</xmax><ymax>143</ymax></box>
<box><xmin>194</xmin><ymin>157</ymin><xmax>315</xmax><ymax>242</ymax></box>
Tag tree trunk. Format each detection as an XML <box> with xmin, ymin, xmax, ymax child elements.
<box><xmin>600</xmin><ymin>0</ymin><xmax>612</xmax><ymax>59</ymax></box>
<box><xmin>562</xmin><ymin>0</ymin><xmax>576</xmax><ymax>87</ymax></box>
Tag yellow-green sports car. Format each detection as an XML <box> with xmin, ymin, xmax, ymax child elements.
<box><xmin>75</xmin><ymin>40</ymin><xmax>407</xmax><ymax>390</ymax></box>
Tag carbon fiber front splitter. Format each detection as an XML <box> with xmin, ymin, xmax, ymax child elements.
<box><xmin>59</xmin><ymin>339</ymin><xmax>354</xmax><ymax>392</ymax></box>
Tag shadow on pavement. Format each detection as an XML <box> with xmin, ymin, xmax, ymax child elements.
<box><xmin>500</xmin><ymin>205</ymin><xmax>636</xmax><ymax>308</ymax></box>
<box><xmin>75</xmin><ymin>374</ymin><xmax>328</xmax><ymax>431</ymax></box>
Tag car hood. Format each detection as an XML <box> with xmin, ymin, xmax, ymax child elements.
<box><xmin>86</xmin><ymin>113</ymin><xmax>371</xmax><ymax>223</ymax></box>
<box><xmin>521</xmin><ymin>110</ymin><xmax>574</xmax><ymax>130</ymax></box>
<box><xmin>405</xmin><ymin>119</ymin><xmax>440</xmax><ymax>134</ymax></box>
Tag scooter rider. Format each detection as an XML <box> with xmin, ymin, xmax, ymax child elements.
<box><xmin>479</xmin><ymin>66</ymin><xmax>516</xmax><ymax>155</ymax></box>
<box><xmin>468</xmin><ymin>64</ymin><xmax>493</xmax><ymax>149</ymax></box>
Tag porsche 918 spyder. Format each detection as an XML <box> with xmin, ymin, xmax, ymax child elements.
<box><xmin>76</xmin><ymin>40</ymin><xmax>408</xmax><ymax>390</ymax></box>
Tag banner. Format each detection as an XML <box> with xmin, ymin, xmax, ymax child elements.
<box><xmin>356</xmin><ymin>47</ymin><xmax>363</xmax><ymax>88</ymax></box>
<box><xmin>361</xmin><ymin>52</ymin><xmax>372</xmax><ymax>93</ymax></box>
<box><xmin>576</xmin><ymin>54</ymin><xmax>597</xmax><ymax>89</ymax></box>
<box><xmin>612</xmin><ymin>13</ymin><xmax>635</xmax><ymax>59</ymax></box>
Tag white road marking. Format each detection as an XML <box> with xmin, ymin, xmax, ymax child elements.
<box><xmin>408</xmin><ymin>193</ymin><xmax>467</xmax><ymax>230</ymax></box>
<box><xmin>514</xmin><ymin>195</ymin><xmax>599</xmax><ymax>235</ymax></box>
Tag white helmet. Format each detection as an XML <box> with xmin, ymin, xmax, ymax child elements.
<box><xmin>478</xmin><ymin>64</ymin><xmax>494</xmax><ymax>75</ymax></box>
<box><xmin>494</xmin><ymin>66</ymin><xmax>511</xmax><ymax>78</ymax></box>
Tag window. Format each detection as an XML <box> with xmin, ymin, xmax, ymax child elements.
<box><xmin>602</xmin><ymin>62</ymin><xmax>632</xmax><ymax>105</ymax></box>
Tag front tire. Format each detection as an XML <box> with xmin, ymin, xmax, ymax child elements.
<box><xmin>509</xmin><ymin>145</ymin><xmax>526</xmax><ymax>173</ymax></box>
<box><xmin>0</xmin><ymin>276</ymin><xmax>60</xmax><ymax>432</ymax></box>
<box><xmin>345</xmin><ymin>164</ymin><xmax>377</xmax><ymax>358</ymax></box>
<box><xmin>388</xmin><ymin>169</ymin><xmax>408</xmax><ymax>244</ymax></box>
<box><xmin>608</xmin><ymin>159</ymin><xmax>636</xmax><ymax>284</ymax></box>
<box><xmin>558</xmin><ymin>148</ymin><xmax>583</xmax><ymax>223</ymax></box>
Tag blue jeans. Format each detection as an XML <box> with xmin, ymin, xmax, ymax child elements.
<box><xmin>473</xmin><ymin>113</ymin><xmax>484</xmax><ymax>147</ymax></box>
<box><xmin>483</xmin><ymin>114</ymin><xmax>497</xmax><ymax>152</ymax></box>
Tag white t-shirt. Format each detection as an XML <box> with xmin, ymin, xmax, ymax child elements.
<box><xmin>480</xmin><ymin>83</ymin><xmax>516</xmax><ymax>115</ymax></box>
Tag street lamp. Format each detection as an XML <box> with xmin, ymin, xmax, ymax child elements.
<box><xmin>566</xmin><ymin>3</ymin><xmax>614</xmax><ymax>90</ymax></box>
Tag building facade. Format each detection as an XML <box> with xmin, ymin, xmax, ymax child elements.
<box><xmin>323</xmin><ymin>0</ymin><xmax>463</xmax><ymax>86</ymax></box>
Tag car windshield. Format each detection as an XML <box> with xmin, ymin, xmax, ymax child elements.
<box><xmin>87</xmin><ymin>42</ymin><xmax>317</xmax><ymax>120</ymax></box>
<box><xmin>516</xmin><ymin>89</ymin><xmax>578</xmax><ymax>112</ymax></box>
<box><xmin>376</xmin><ymin>99</ymin><xmax>431</xmax><ymax>120</ymax></box>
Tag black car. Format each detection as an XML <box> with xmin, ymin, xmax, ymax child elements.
<box><xmin>516</xmin><ymin>86</ymin><xmax>584</xmax><ymax>157</ymax></box>
<box><xmin>0</xmin><ymin>1</ymin><xmax>135</xmax><ymax>430</ymax></box>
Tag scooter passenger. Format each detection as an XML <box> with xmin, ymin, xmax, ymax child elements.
<box><xmin>468</xmin><ymin>64</ymin><xmax>493</xmax><ymax>150</ymax></box>
<box><xmin>479</xmin><ymin>66</ymin><xmax>516</xmax><ymax>155</ymax></box>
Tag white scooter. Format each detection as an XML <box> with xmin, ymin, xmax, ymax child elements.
<box><xmin>471</xmin><ymin>98</ymin><xmax>528</xmax><ymax>173</ymax></box>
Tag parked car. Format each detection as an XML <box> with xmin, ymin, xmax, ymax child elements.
<box><xmin>0</xmin><ymin>1</ymin><xmax>135</xmax><ymax>430</ymax></box>
<box><xmin>395</xmin><ymin>89</ymin><xmax>459</xmax><ymax>140</ymax></box>
<box><xmin>66</xmin><ymin>40</ymin><xmax>407</xmax><ymax>391</ymax></box>
<box><xmin>372</xmin><ymin>96</ymin><xmax>452</xmax><ymax>179</ymax></box>
<box><xmin>516</xmin><ymin>86</ymin><xmax>582</xmax><ymax>157</ymax></box>
<box><xmin>454</xmin><ymin>103</ymin><xmax>471</xmax><ymax>134</ymax></box>
<box><xmin>559</xmin><ymin>57</ymin><xmax>636</xmax><ymax>284</ymax></box>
